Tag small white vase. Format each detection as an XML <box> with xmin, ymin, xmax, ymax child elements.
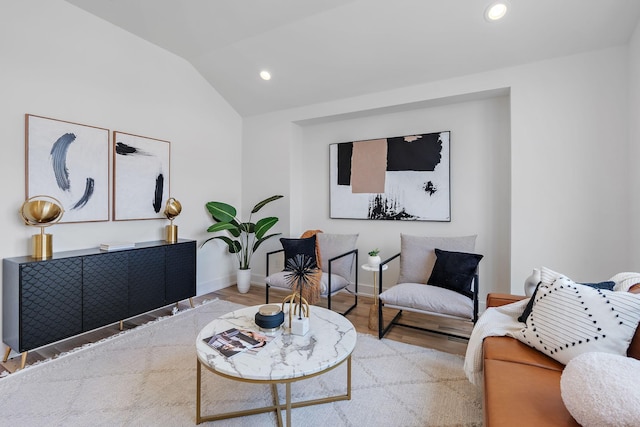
<box><xmin>368</xmin><ymin>255</ymin><xmax>381</xmax><ymax>267</ymax></box>
<box><xmin>524</xmin><ymin>268</ymin><xmax>541</xmax><ymax>296</ymax></box>
<box><xmin>236</xmin><ymin>268</ymin><xmax>251</xmax><ymax>294</ymax></box>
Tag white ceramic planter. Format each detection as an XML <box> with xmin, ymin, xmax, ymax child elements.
<box><xmin>236</xmin><ymin>268</ymin><xmax>251</xmax><ymax>293</ymax></box>
<box><xmin>368</xmin><ymin>255</ymin><xmax>381</xmax><ymax>267</ymax></box>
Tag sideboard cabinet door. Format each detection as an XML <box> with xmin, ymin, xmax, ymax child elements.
<box><xmin>165</xmin><ymin>241</ymin><xmax>196</xmax><ymax>304</ymax></box>
<box><xmin>20</xmin><ymin>258</ymin><xmax>83</xmax><ymax>351</ymax></box>
<box><xmin>129</xmin><ymin>246</ymin><xmax>166</xmax><ymax>316</ymax></box>
<box><xmin>83</xmin><ymin>251</ymin><xmax>129</xmax><ymax>331</ymax></box>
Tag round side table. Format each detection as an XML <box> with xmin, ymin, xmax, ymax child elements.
<box><xmin>361</xmin><ymin>264</ymin><xmax>388</xmax><ymax>330</ymax></box>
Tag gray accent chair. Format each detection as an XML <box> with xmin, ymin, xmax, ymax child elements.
<box><xmin>265</xmin><ymin>233</ymin><xmax>359</xmax><ymax>316</ymax></box>
<box><xmin>378</xmin><ymin>234</ymin><xmax>480</xmax><ymax>339</ymax></box>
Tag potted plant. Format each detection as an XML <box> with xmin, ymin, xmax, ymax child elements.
<box><xmin>368</xmin><ymin>248</ymin><xmax>381</xmax><ymax>267</ymax></box>
<box><xmin>202</xmin><ymin>195</ymin><xmax>283</xmax><ymax>293</ymax></box>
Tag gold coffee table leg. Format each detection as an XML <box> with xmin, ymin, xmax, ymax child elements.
<box><xmin>286</xmin><ymin>382</ymin><xmax>292</xmax><ymax>426</ymax></box>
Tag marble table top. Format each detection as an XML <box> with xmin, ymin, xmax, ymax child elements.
<box><xmin>196</xmin><ymin>304</ymin><xmax>357</xmax><ymax>381</ymax></box>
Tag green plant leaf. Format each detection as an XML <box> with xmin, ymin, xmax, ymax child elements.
<box><xmin>200</xmin><ymin>235</ymin><xmax>242</xmax><ymax>254</ymax></box>
<box><xmin>251</xmin><ymin>195</ymin><xmax>283</xmax><ymax>214</ymax></box>
<box><xmin>255</xmin><ymin>216</ymin><xmax>278</xmax><ymax>239</ymax></box>
<box><xmin>239</xmin><ymin>222</ymin><xmax>255</xmax><ymax>234</ymax></box>
<box><xmin>206</xmin><ymin>202</ymin><xmax>236</xmax><ymax>223</ymax></box>
<box><xmin>206</xmin><ymin>222</ymin><xmax>239</xmax><ymax>233</ymax></box>
<box><xmin>253</xmin><ymin>232</ymin><xmax>282</xmax><ymax>252</ymax></box>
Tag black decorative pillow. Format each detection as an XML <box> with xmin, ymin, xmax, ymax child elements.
<box><xmin>514</xmin><ymin>276</ymin><xmax>640</xmax><ymax>365</ymax></box>
<box><xmin>280</xmin><ymin>235</ymin><xmax>317</xmax><ymax>270</ymax></box>
<box><xmin>427</xmin><ymin>249</ymin><xmax>483</xmax><ymax>299</ymax></box>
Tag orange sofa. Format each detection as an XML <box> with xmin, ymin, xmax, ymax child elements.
<box><xmin>482</xmin><ymin>293</ymin><xmax>640</xmax><ymax>427</ymax></box>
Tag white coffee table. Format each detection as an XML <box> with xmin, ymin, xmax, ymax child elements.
<box><xmin>196</xmin><ymin>304</ymin><xmax>357</xmax><ymax>426</ymax></box>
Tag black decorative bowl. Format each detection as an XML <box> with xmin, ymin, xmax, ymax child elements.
<box><xmin>255</xmin><ymin>304</ymin><xmax>284</xmax><ymax>332</ymax></box>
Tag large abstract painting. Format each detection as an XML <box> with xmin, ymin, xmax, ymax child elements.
<box><xmin>26</xmin><ymin>114</ymin><xmax>109</xmax><ymax>223</ymax></box>
<box><xmin>330</xmin><ymin>131</ymin><xmax>450</xmax><ymax>221</ymax></box>
<box><xmin>113</xmin><ymin>131</ymin><xmax>170</xmax><ymax>221</ymax></box>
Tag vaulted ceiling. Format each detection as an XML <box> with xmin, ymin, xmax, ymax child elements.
<box><xmin>65</xmin><ymin>0</ymin><xmax>640</xmax><ymax>117</ymax></box>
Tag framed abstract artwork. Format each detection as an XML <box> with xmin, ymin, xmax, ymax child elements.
<box><xmin>113</xmin><ymin>131</ymin><xmax>170</xmax><ymax>221</ymax></box>
<box><xmin>25</xmin><ymin>114</ymin><xmax>110</xmax><ymax>223</ymax></box>
<box><xmin>329</xmin><ymin>131</ymin><xmax>450</xmax><ymax>221</ymax></box>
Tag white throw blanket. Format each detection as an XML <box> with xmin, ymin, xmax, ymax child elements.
<box><xmin>463</xmin><ymin>271</ymin><xmax>640</xmax><ymax>386</ymax></box>
<box><xmin>463</xmin><ymin>298</ymin><xmax>529</xmax><ymax>386</ymax></box>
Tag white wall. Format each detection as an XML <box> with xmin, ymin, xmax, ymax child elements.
<box><xmin>244</xmin><ymin>45</ymin><xmax>631</xmax><ymax>300</ymax></box>
<box><xmin>0</xmin><ymin>0</ymin><xmax>242</xmax><ymax>350</ymax></box>
<box><xmin>630</xmin><ymin>20</ymin><xmax>640</xmax><ymax>266</ymax></box>
<box><xmin>509</xmin><ymin>48</ymin><xmax>630</xmax><ymax>289</ymax></box>
<box><xmin>294</xmin><ymin>97</ymin><xmax>511</xmax><ymax>302</ymax></box>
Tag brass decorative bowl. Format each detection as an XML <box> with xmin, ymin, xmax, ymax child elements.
<box><xmin>20</xmin><ymin>197</ymin><xmax>64</xmax><ymax>227</ymax></box>
<box><xmin>164</xmin><ymin>197</ymin><xmax>182</xmax><ymax>221</ymax></box>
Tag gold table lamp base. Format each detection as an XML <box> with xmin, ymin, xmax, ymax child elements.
<box><xmin>166</xmin><ymin>224</ymin><xmax>178</xmax><ymax>243</ymax></box>
<box><xmin>33</xmin><ymin>233</ymin><xmax>53</xmax><ymax>259</ymax></box>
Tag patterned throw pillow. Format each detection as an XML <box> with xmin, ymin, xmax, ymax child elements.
<box><xmin>514</xmin><ymin>277</ymin><xmax>640</xmax><ymax>365</ymax></box>
<box><xmin>518</xmin><ymin>278</ymin><xmax>615</xmax><ymax>323</ymax></box>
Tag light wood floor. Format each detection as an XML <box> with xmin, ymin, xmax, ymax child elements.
<box><xmin>0</xmin><ymin>285</ymin><xmax>471</xmax><ymax>376</ymax></box>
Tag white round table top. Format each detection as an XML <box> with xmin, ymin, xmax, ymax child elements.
<box><xmin>196</xmin><ymin>304</ymin><xmax>357</xmax><ymax>381</ymax></box>
<box><xmin>361</xmin><ymin>263</ymin><xmax>388</xmax><ymax>272</ymax></box>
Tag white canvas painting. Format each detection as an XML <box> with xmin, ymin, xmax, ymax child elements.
<box><xmin>26</xmin><ymin>114</ymin><xmax>110</xmax><ymax>223</ymax></box>
<box><xmin>330</xmin><ymin>131</ymin><xmax>450</xmax><ymax>221</ymax></box>
<box><xmin>113</xmin><ymin>132</ymin><xmax>170</xmax><ymax>221</ymax></box>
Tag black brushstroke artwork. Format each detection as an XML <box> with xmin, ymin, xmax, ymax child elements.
<box><xmin>115</xmin><ymin>142</ymin><xmax>150</xmax><ymax>156</ymax></box>
<box><xmin>153</xmin><ymin>173</ymin><xmax>164</xmax><ymax>213</ymax></box>
<box><xmin>50</xmin><ymin>132</ymin><xmax>76</xmax><ymax>191</ymax></box>
<box><xmin>336</xmin><ymin>142</ymin><xmax>353</xmax><ymax>185</ymax></box>
<box><xmin>335</xmin><ymin>133</ymin><xmax>443</xmax><ymax>188</ymax></box>
<box><xmin>423</xmin><ymin>181</ymin><xmax>437</xmax><ymax>196</ymax></box>
<box><xmin>71</xmin><ymin>178</ymin><xmax>95</xmax><ymax>210</ymax></box>
<box><xmin>368</xmin><ymin>194</ymin><xmax>417</xmax><ymax>220</ymax></box>
<box><xmin>386</xmin><ymin>134</ymin><xmax>442</xmax><ymax>171</ymax></box>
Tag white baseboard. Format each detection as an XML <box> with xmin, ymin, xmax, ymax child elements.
<box><xmin>197</xmin><ymin>275</ymin><xmax>234</xmax><ymax>295</ymax></box>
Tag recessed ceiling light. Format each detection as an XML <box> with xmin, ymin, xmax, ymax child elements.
<box><xmin>260</xmin><ymin>70</ymin><xmax>271</xmax><ymax>81</ymax></box>
<box><xmin>485</xmin><ymin>1</ymin><xmax>509</xmax><ymax>21</ymax></box>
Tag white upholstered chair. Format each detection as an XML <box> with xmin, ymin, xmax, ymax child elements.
<box><xmin>265</xmin><ymin>232</ymin><xmax>359</xmax><ymax>315</ymax></box>
<box><xmin>378</xmin><ymin>234</ymin><xmax>482</xmax><ymax>339</ymax></box>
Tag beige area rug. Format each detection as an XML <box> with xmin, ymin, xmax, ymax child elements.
<box><xmin>0</xmin><ymin>299</ymin><xmax>482</xmax><ymax>426</ymax></box>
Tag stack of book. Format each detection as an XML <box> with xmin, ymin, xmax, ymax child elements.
<box><xmin>99</xmin><ymin>242</ymin><xmax>135</xmax><ymax>251</ymax></box>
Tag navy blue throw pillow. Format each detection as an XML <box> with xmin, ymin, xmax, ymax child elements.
<box><xmin>280</xmin><ymin>235</ymin><xmax>317</xmax><ymax>270</ymax></box>
<box><xmin>427</xmin><ymin>249</ymin><xmax>483</xmax><ymax>299</ymax></box>
<box><xmin>579</xmin><ymin>281</ymin><xmax>615</xmax><ymax>291</ymax></box>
